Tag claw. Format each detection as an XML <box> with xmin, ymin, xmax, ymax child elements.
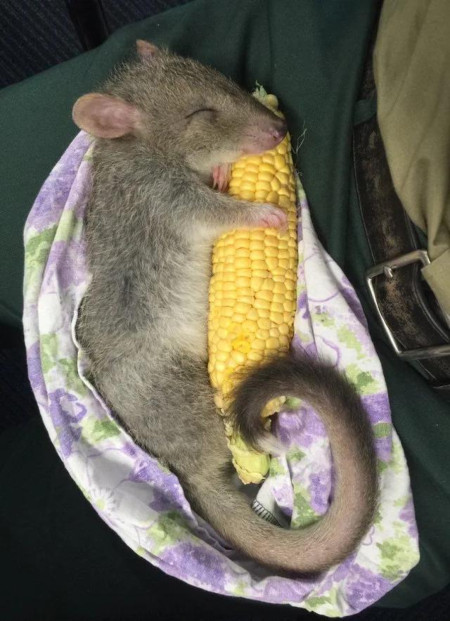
<box><xmin>212</xmin><ymin>163</ymin><xmax>232</xmax><ymax>192</ymax></box>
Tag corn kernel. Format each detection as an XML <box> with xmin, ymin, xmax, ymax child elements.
<box><xmin>247</xmin><ymin>308</ymin><xmax>259</xmax><ymax>321</ymax></box>
<box><xmin>218</xmin><ymin>339</ymin><xmax>233</xmax><ymax>352</ymax></box>
<box><xmin>266</xmin><ymin>257</ymin><xmax>279</xmax><ymax>271</ymax></box>
<box><xmin>267</xmin><ymin>191</ymin><xmax>279</xmax><ymax>203</ymax></box>
<box><xmin>265</xmin><ymin>246</ymin><xmax>278</xmax><ymax>258</ymax></box>
<box><xmin>229</xmin><ymin>178</ymin><xmax>241</xmax><ymax>189</ymax></box>
<box><xmin>248</xmin><ymin>350</ymin><xmax>263</xmax><ymax>362</ymax></box>
<box><xmin>261</xmin><ymin>279</ymin><xmax>274</xmax><ymax>291</ymax></box>
<box><xmin>257</xmin><ymin>317</ymin><xmax>271</xmax><ymax>330</ymax></box>
<box><xmin>265</xmin><ymin>94</ymin><xmax>279</xmax><ymax>108</ymax></box>
<box><xmin>260</xmin><ymin>163</ymin><xmax>274</xmax><ymax>174</ymax></box>
<box><xmin>256</xmin><ymin>289</ymin><xmax>273</xmax><ymax>302</ymax></box>
<box><xmin>255</xmin><ymin>180</ymin><xmax>272</xmax><ymax>192</ymax></box>
<box><xmin>240</xmin><ymin>295</ymin><xmax>254</xmax><ymax>305</ymax></box>
<box><xmin>244</xmin><ymin>156</ymin><xmax>261</xmax><ymax>166</ymax></box>
<box><xmin>235</xmin><ymin>276</ymin><xmax>250</xmax><ymax>288</ymax></box>
<box><xmin>272</xmin><ymin>312</ymin><xmax>284</xmax><ymax>324</ymax></box>
<box><xmin>252</xmin><ymin>250</ymin><xmax>267</xmax><ymax>261</ymax></box>
<box><xmin>254</xmin><ymin>297</ymin><xmax>270</xmax><ymax>310</ymax></box>
<box><xmin>242</xmin><ymin>319</ymin><xmax>257</xmax><ymax>333</ymax></box>
<box><xmin>233</xmin><ymin>313</ymin><xmax>246</xmax><ymax>323</ymax></box>
<box><xmin>271</xmin><ymin>302</ymin><xmax>284</xmax><ymax>314</ymax></box>
<box><xmin>234</xmin><ymin>230</ymin><xmax>250</xmax><ymax>240</ymax></box>
<box><xmin>233</xmin><ymin>160</ymin><xmax>246</xmax><ymax>170</ymax></box>
<box><xmin>249</xmin><ymin>238</ymin><xmax>264</xmax><ymax>250</ymax></box>
<box><xmin>280</xmin><ymin>335</ymin><xmax>290</xmax><ymax>349</ymax></box>
<box><xmin>250</xmin><ymin>277</ymin><xmax>263</xmax><ymax>291</ymax></box>
<box><xmin>276</xmin><ymin>171</ymin><xmax>289</xmax><ymax>184</ymax></box>
<box><xmin>255</xmin><ymin>190</ymin><xmax>267</xmax><ymax>201</ymax></box>
<box><xmin>271</xmin><ymin>178</ymin><xmax>281</xmax><ymax>192</ymax></box>
<box><xmin>258</xmin><ymin>171</ymin><xmax>273</xmax><ymax>183</ymax></box>
<box><xmin>274</xmin><ymin>155</ymin><xmax>285</xmax><ymax>170</ymax></box>
<box><xmin>231</xmin><ymin>350</ymin><xmax>246</xmax><ymax>365</ymax></box>
<box><xmin>244</xmin><ymin>172</ymin><xmax>258</xmax><ymax>183</ymax></box>
<box><xmin>264</xmin><ymin>234</ymin><xmax>278</xmax><ymax>247</ymax></box>
<box><xmin>216</xmin><ymin>350</ymin><xmax>229</xmax><ymax>362</ymax></box>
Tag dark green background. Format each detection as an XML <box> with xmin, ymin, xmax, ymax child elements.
<box><xmin>1</xmin><ymin>0</ymin><xmax>449</xmax><ymax>617</ymax></box>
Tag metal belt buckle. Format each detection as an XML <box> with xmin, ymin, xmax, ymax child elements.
<box><xmin>366</xmin><ymin>250</ymin><xmax>450</xmax><ymax>360</ymax></box>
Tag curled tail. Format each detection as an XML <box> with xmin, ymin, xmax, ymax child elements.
<box><xmin>196</xmin><ymin>353</ymin><xmax>378</xmax><ymax>573</ymax></box>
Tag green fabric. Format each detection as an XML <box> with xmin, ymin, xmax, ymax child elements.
<box><xmin>374</xmin><ymin>0</ymin><xmax>450</xmax><ymax>317</ymax></box>
<box><xmin>0</xmin><ymin>0</ymin><xmax>449</xmax><ymax>612</ymax></box>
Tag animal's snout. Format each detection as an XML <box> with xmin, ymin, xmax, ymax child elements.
<box><xmin>270</xmin><ymin>119</ymin><xmax>288</xmax><ymax>144</ymax></box>
<box><xmin>241</xmin><ymin>117</ymin><xmax>288</xmax><ymax>155</ymax></box>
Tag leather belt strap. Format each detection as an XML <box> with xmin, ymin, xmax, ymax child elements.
<box><xmin>353</xmin><ymin>57</ymin><xmax>450</xmax><ymax>396</ymax></box>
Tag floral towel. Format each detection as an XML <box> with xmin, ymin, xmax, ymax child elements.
<box><xmin>23</xmin><ymin>131</ymin><xmax>419</xmax><ymax>617</ymax></box>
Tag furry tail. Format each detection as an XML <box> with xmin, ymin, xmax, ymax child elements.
<box><xmin>202</xmin><ymin>353</ymin><xmax>378</xmax><ymax>573</ymax></box>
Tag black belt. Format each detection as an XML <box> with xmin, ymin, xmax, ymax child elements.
<box><xmin>353</xmin><ymin>54</ymin><xmax>450</xmax><ymax>396</ymax></box>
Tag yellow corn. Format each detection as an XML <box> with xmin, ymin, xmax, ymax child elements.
<box><xmin>208</xmin><ymin>87</ymin><xmax>298</xmax><ymax>484</ymax></box>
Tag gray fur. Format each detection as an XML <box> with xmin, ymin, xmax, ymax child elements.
<box><xmin>75</xmin><ymin>44</ymin><xmax>377</xmax><ymax>573</ymax></box>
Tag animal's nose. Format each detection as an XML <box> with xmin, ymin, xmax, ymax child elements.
<box><xmin>271</xmin><ymin>120</ymin><xmax>288</xmax><ymax>142</ymax></box>
<box><xmin>241</xmin><ymin>117</ymin><xmax>288</xmax><ymax>155</ymax></box>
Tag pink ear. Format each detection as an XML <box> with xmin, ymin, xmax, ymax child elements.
<box><xmin>72</xmin><ymin>93</ymin><xmax>140</xmax><ymax>138</ymax></box>
<box><xmin>136</xmin><ymin>39</ymin><xmax>159</xmax><ymax>59</ymax></box>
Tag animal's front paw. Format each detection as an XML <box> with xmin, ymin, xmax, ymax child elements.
<box><xmin>252</xmin><ymin>203</ymin><xmax>288</xmax><ymax>231</ymax></box>
<box><xmin>212</xmin><ymin>164</ymin><xmax>232</xmax><ymax>192</ymax></box>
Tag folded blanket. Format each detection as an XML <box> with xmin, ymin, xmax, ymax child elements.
<box><xmin>23</xmin><ymin>131</ymin><xmax>419</xmax><ymax>617</ymax></box>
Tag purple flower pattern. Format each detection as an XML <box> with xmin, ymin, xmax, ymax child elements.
<box><xmin>48</xmin><ymin>388</ymin><xmax>87</xmax><ymax>457</ymax></box>
<box><xmin>161</xmin><ymin>542</ymin><xmax>228</xmax><ymax>591</ymax></box>
<box><xmin>346</xmin><ymin>565</ymin><xmax>392</xmax><ymax>611</ymax></box>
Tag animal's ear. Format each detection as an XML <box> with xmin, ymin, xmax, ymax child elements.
<box><xmin>136</xmin><ymin>39</ymin><xmax>159</xmax><ymax>59</ymax></box>
<box><xmin>72</xmin><ymin>93</ymin><xmax>141</xmax><ymax>138</ymax></box>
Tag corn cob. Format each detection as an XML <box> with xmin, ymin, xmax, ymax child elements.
<box><xmin>208</xmin><ymin>86</ymin><xmax>298</xmax><ymax>484</ymax></box>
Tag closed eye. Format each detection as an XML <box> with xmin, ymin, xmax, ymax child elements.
<box><xmin>185</xmin><ymin>107</ymin><xmax>216</xmax><ymax>119</ymax></box>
